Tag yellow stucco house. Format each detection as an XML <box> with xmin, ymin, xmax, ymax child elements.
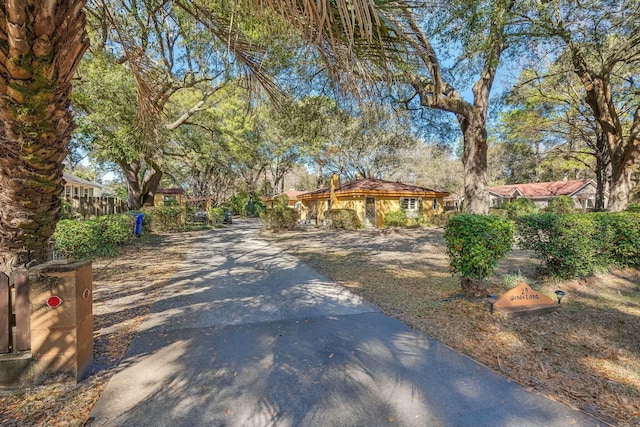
<box><xmin>298</xmin><ymin>177</ymin><xmax>450</xmax><ymax>228</ymax></box>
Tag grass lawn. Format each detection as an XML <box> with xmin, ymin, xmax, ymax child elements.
<box><xmin>262</xmin><ymin>225</ymin><xmax>640</xmax><ymax>426</ymax></box>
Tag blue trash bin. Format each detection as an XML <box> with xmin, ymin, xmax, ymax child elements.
<box><xmin>134</xmin><ymin>213</ymin><xmax>144</xmax><ymax>236</ymax></box>
<box><xmin>126</xmin><ymin>212</ymin><xmax>144</xmax><ymax>236</ymax></box>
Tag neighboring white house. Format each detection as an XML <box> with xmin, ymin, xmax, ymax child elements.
<box><xmin>63</xmin><ymin>172</ymin><xmax>103</xmax><ymax>198</ymax></box>
<box><xmin>488</xmin><ymin>179</ymin><xmax>604</xmax><ymax>210</ymax></box>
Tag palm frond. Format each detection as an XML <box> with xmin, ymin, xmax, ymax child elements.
<box><xmin>101</xmin><ymin>3</ymin><xmax>170</xmax><ymax>133</ymax></box>
<box><xmin>175</xmin><ymin>1</ymin><xmax>285</xmax><ymax>106</ymax></box>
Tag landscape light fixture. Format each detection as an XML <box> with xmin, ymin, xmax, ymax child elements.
<box><xmin>487</xmin><ymin>294</ymin><xmax>497</xmax><ymax>314</ymax></box>
<box><xmin>554</xmin><ymin>290</ymin><xmax>566</xmax><ymax>304</ymax></box>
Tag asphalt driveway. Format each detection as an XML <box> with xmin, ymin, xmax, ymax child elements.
<box><xmin>89</xmin><ymin>219</ymin><xmax>601</xmax><ymax>426</ymax></box>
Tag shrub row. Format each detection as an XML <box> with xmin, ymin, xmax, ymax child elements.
<box><xmin>327</xmin><ymin>209</ymin><xmax>361</xmax><ymax>229</ymax></box>
<box><xmin>517</xmin><ymin>212</ymin><xmax>640</xmax><ymax>278</ymax></box>
<box><xmin>260</xmin><ymin>207</ymin><xmax>299</xmax><ymax>231</ymax></box>
<box><xmin>502</xmin><ymin>195</ymin><xmax>577</xmax><ymax>220</ymax></box>
<box><xmin>142</xmin><ymin>206</ymin><xmax>187</xmax><ymax>232</ymax></box>
<box><xmin>384</xmin><ymin>210</ymin><xmax>407</xmax><ymax>227</ymax></box>
<box><xmin>54</xmin><ymin>214</ymin><xmax>135</xmax><ymax>260</ymax></box>
<box><xmin>209</xmin><ymin>207</ymin><xmax>226</xmax><ymax>225</ymax></box>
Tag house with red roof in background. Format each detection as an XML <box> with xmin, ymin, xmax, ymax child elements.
<box><xmin>488</xmin><ymin>179</ymin><xmax>604</xmax><ymax>210</ymax></box>
<box><xmin>263</xmin><ymin>189</ymin><xmax>307</xmax><ymax>210</ymax></box>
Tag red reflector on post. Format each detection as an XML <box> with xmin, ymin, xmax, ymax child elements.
<box><xmin>47</xmin><ymin>296</ymin><xmax>63</xmax><ymax>308</ymax></box>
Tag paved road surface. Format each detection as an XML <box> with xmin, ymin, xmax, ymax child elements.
<box><xmin>89</xmin><ymin>219</ymin><xmax>602</xmax><ymax>426</ymax></box>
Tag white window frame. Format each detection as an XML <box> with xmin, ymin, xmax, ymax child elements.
<box><xmin>401</xmin><ymin>198</ymin><xmax>417</xmax><ymax>211</ymax></box>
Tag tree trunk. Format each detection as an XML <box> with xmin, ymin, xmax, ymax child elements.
<box><xmin>569</xmin><ymin>49</ymin><xmax>639</xmax><ymax>212</ymax></box>
<box><xmin>594</xmin><ymin>133</ymin><xmax>608</xmax><ymax>210</ymax></box>
<box><xmin>121</xmin><ymin>159</ymin><xmax>163</xmax><ymax>210</ymax></box>
<box><xmin>608</xmin><ymin>166</ymin><xmax>632</xmax><ymax>212</ymax></box>
<box><xmin>460</xmin><ymin>114</ymin><xmax>489</xmax><ymax>215</ymax></box>
<box><xmin>0</xmin><ymin>1</ymin><xmax>89</xmax><ymax>274</ymax></box>
<box><xmin>460</xmin><ymin>277</ymin><xmax>486</xmax><ymax>297</ymax></box>
<box><xmin>316</xmin><ymin>162</ymin><xmax>324</xmax><ymax>189</ymax></box>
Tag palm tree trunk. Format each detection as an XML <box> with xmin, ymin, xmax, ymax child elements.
<box><xmin>0</xmin><ymin>1</ymin><xmax>89</xmax><ymax>274</ymax></box>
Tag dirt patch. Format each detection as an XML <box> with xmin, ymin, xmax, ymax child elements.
<box><xmin>0</xmin><ymin>232</ymin><xmax>199</xmax><ymax>427</ymax></box>
<box><xmin>262</xmin><ymin>225</ymin><xmax>640</xmax><ymax>426</ymax></box>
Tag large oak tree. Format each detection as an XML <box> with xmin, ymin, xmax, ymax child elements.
<box><xmin>0</xmin><ymin>0</ymin><xmax>395</xmax><ymax>273</ymax></box>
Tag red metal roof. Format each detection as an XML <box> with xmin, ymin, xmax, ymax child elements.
<box><xmin>263</xmin><ymin>190</ymin><xmax>308</xmax><ymax>202</ymax></box>
<box><xmin>488</xmin><ymin>180</ymin><xmax>594</xmax><ymax>198</ymax></box>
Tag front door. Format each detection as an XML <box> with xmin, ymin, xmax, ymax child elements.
<box><xmin>307</xmin><ymin>200</ymin><xmax>318</xmax><ymax>224</ymax></box>
<box><xmin>365</xmin><ymin>197</ymin><xmax>376</xmax><ymax>227</ymax></box>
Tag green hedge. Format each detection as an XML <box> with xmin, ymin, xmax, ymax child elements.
<box><xmin>444</xmin><ymin>214</ymin><xmax>514</xmax><ymax>282</ymax></box>
<box><xmin>593</xmin><ymin>212</ymin><xmax>640</xmax><ymax>268</ymax></box>
<box><xmin>504</xmin><ymin>198</ymin><xmax>538</xmax><ymax>220</ymax></box>
<box><xmin>384</xmin><ymin>210</ymin><xmax>407</xmax><ymax>227</ymax></box>
<box><xmin>545</xmin><ymin>195</ymin><xmax>575</xmax><ymax>214</ymax></box>
<box><xmin>326</xmin><ymin>209</ymin><xmax>361</xmax><ymax>229</ymax></box>
<box><xmin>517</xmin><ymin>212</ymin><xmax>640</xmax><ymax>278</ymax></box>
<box><xmin>142</xmin><ymin>206</ymin><xmax>187</xmax><ymax>232</ymax></box>
<box><xmin>209</xmin><ymin>207</ymin><xmax>226</xmax><ymax>225</ymax></box>
<box><xmin>517</xmin><ymin>213</ymin><xmax>596</xmax><ymax>278</ymax></box>
<box><xmin>260</xmin><ymin>207</ymin><xmax>299</xmax><ymax>231</ymax></box>
<box><xmin>54</xmin><ymin>214</ymin><xmax>135</xmax><ymax>260</ymax></box>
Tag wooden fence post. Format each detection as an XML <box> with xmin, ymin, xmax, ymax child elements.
<box><xmin>0</xmin><ymin>272</ymin><xmax>8</xmax><ymax>353</ymax></box>
<box><xmin>12</xmin><ymin>270</ymin><xmax>30</xmax><ymax>351</ymax></box>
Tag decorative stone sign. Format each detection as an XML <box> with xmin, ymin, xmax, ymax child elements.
<box><xmin>493</xmin><ymin>282</ymin><xmax>558</xmax><ymax>316</ymax></box>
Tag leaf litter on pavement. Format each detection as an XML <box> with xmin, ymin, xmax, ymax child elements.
<box><xmin>0</xmin><ymin>232</ymin><xmax>195</xmax><ymax>427</ymax></box>
<box><xmin>262</xmin><ymin>226</ymin><xmax>640</xmax><ymax>427</ymax></box>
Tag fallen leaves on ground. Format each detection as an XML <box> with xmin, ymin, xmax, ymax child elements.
<box><xmin>0</xmin><ymin>232</ymin><xmax>197</xmax><ymax>427</ymax></box>
<box><xmin>263</xmin><ymin>226</ymin><xmax>640</xmax><ymax>427</ymax></box>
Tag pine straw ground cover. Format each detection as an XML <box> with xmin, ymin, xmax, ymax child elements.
<box><xmin>261</xmin><ymin>226</ymin><xmax>640</xmax><ymax>427</ymax></box>
<box><xmin>0</xmin><ymin>232</ymin><xmax>196</xmax><ymax>427</ymax></box>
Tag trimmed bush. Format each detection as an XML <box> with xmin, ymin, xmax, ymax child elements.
<box><xmin>260</xmin><ymin>207</ymin><xmax>299</xmax><ymax>231</ymax></box>
<box><xmin>504</xmin><ymin>198</ymin><xmax>537</xmax><ymax>220</ymax></box>
<box><xmin>517</xmin><ymin>212</ymin><xmax>640</xmax><ymax>278</ymax></box>
<box><xmin>444</xmin><ymin>214</ymin><xmax>514</xmax><ymax>292</ymax></box>
<box><xmin>384</xmin><ymin>210</ymin><xmax>407</xmax><ymax>227</ymax></box>
<box><xmin>488</xmin><ymin>208</ymin><xmax>508</xmax><ymax>218</ymax></box>
<box><xmin>517</xmin><ymin>213</ymin><xmax>597</xmax><ymax>278</ymax></box>
<box><xmin>142</xmin><ymin>206</ymin><xmax>187</xmax><ymax>232</ymax></box>
<box><xmin>209</xmin><ymin>207</ymin><xmax>226</xmax><ymax>225</ymax></box>
<box><xmin>53</xmin><ymin>214</ymin><xmax>135</xmax><ymax>260</ymax></box>
<box><xmin>326</xmin><ymin>209</ymin><xmax>361</xmax><ymax>229</ymax></box>
<box><xmin>592</xmin><ymin>212</ymin><xmax>640</xmax><ymax>268</ymax></box>
<box><xmin>54</xmin><ymin>220</ymin><xmax>101</xmax><ymax>260</ymax></box>
<box><xmin>93</xmin><ymin>214</ymin><xmax>135</xmax><ymax>245</ymax></box>
<box><xmin>546</xmin><ymin>196</ymin><xmax>575</xmax><ymax>214</ymax></box>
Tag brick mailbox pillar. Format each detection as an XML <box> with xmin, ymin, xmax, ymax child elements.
<box><xmin>29</xmin><ymin>260</ymin><xmax>93</xmax><ymax>382</ymax></box>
